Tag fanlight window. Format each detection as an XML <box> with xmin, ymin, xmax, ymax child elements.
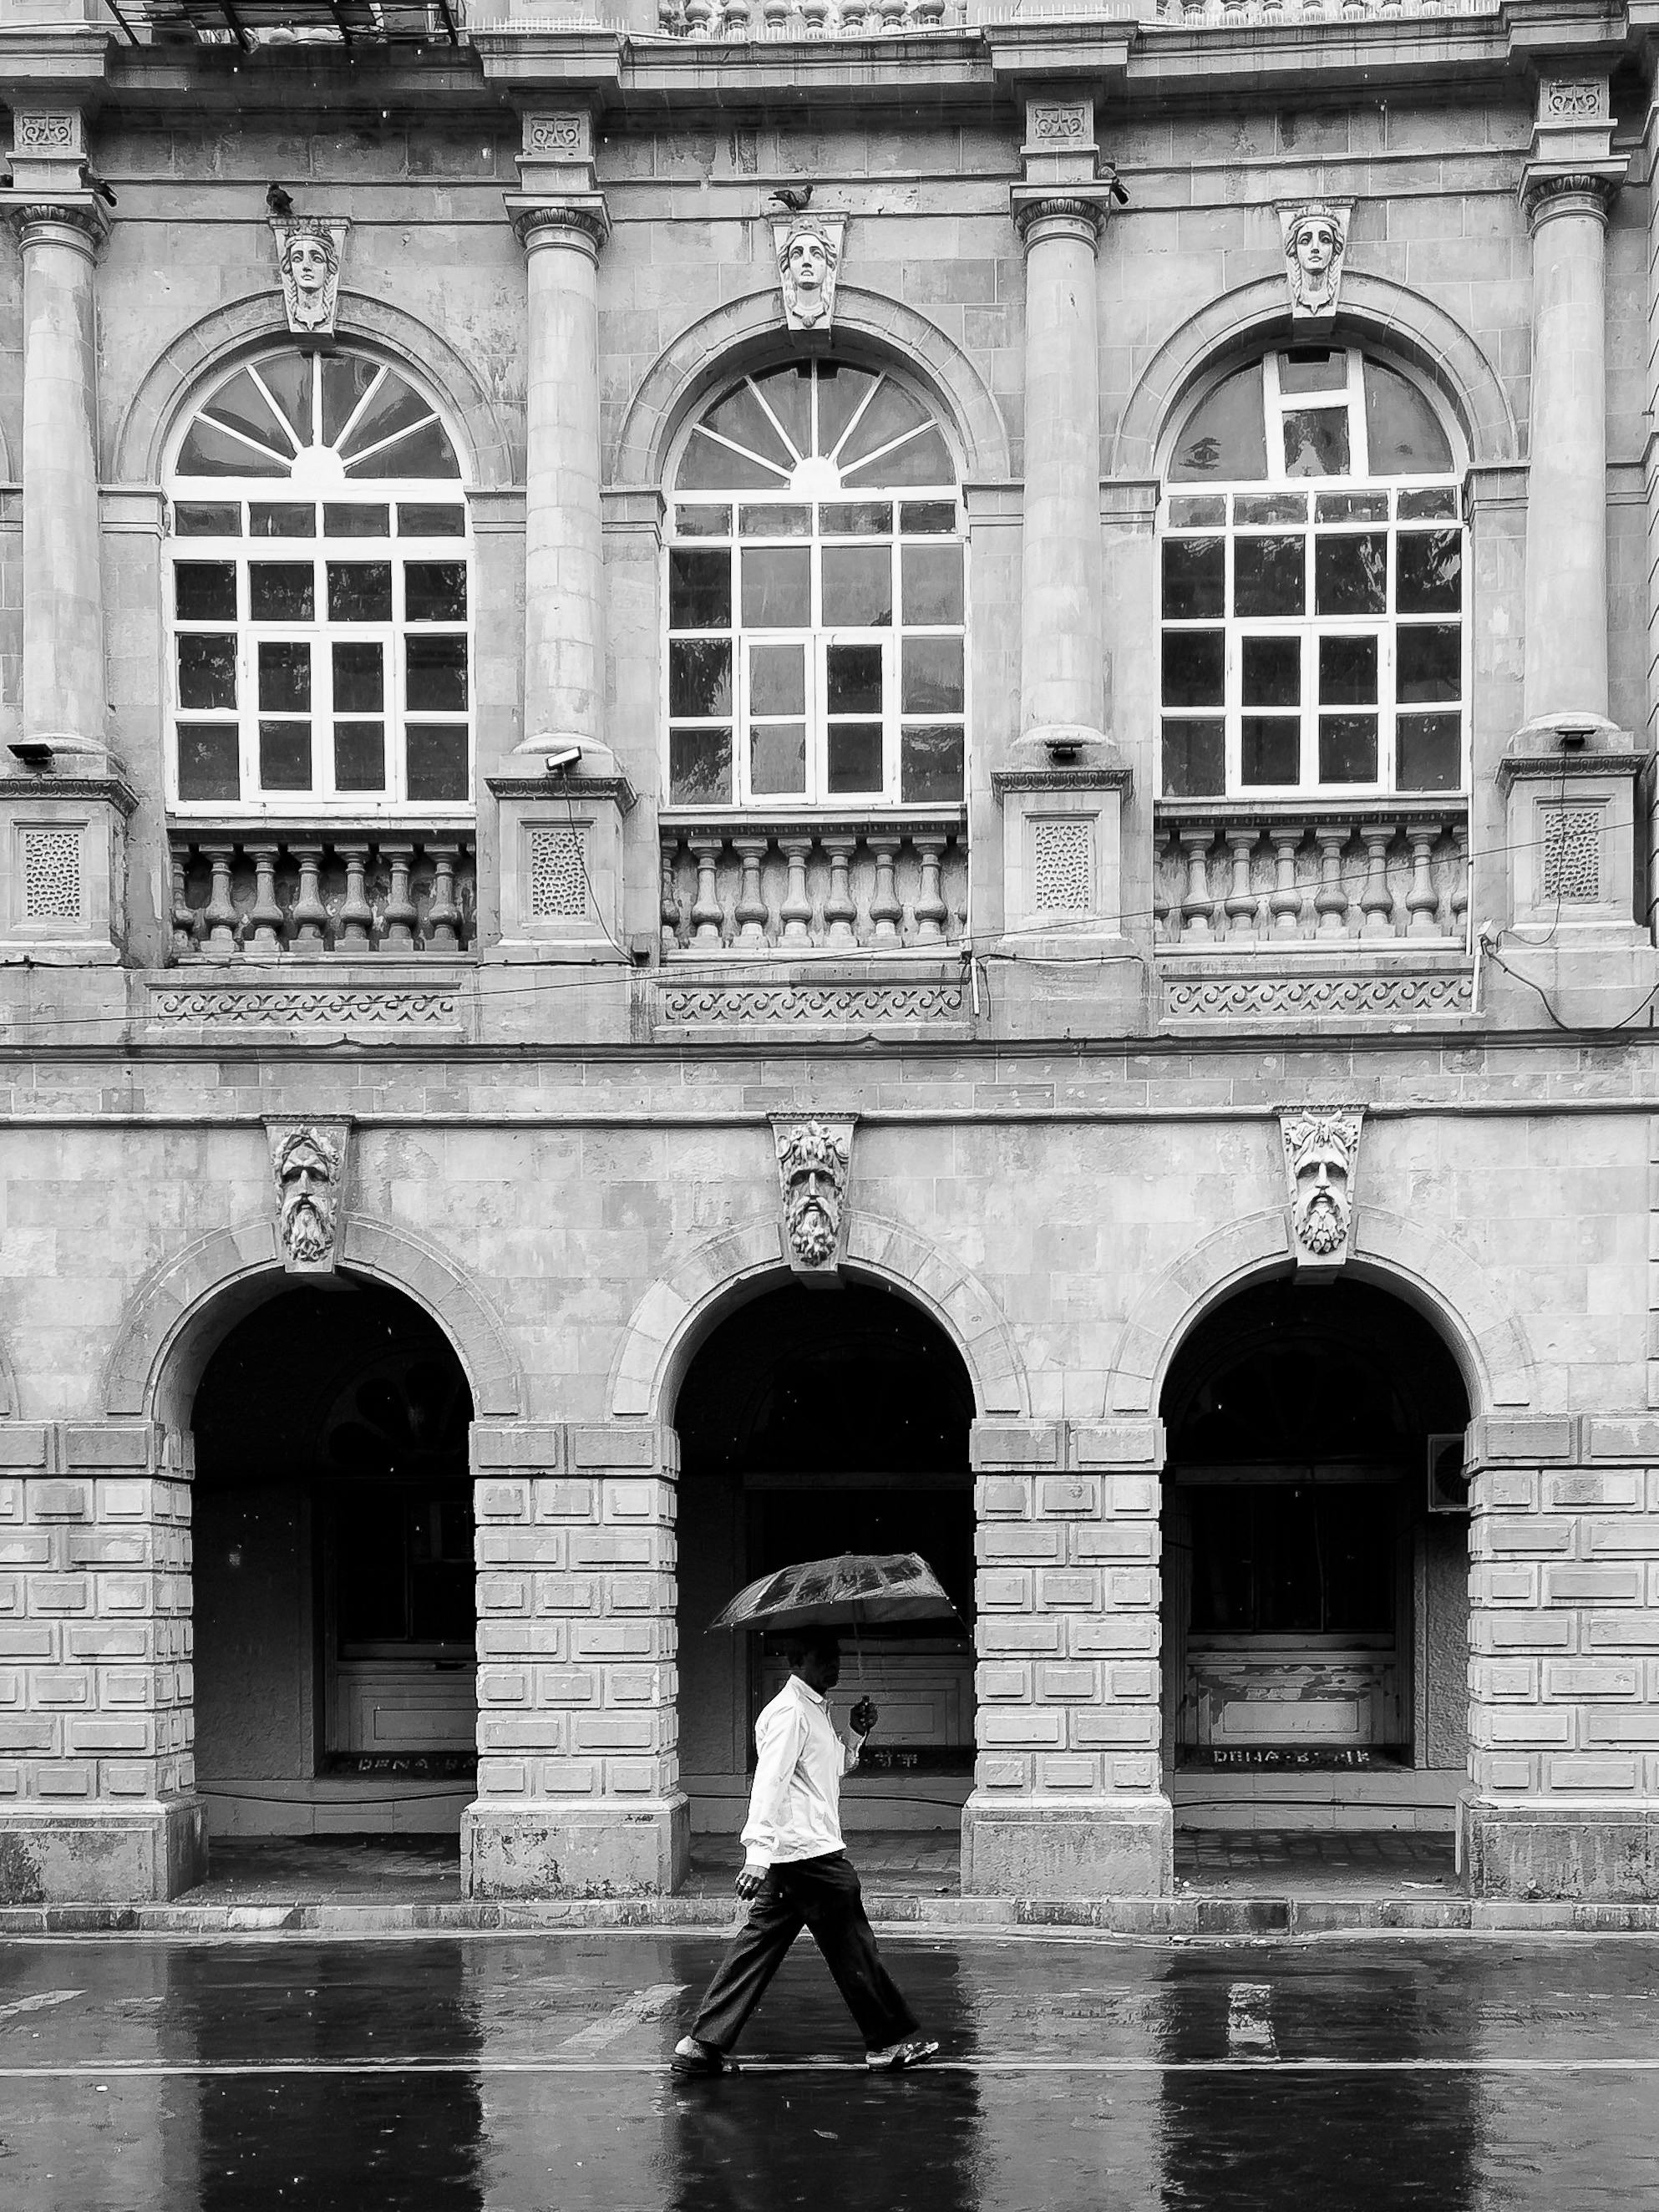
<box><xmin>1159</xmin><ymin>348</ymin><xmax>1464</xmax><ymax>800</ymax></box>
<box><xmin>666</xmin><ymin>361</ymin><xmax>966</xmax><ymax>810</ymax></box>
<box><xmin>167</xmin><ymin>350</ymin><xmax>470</xmax><ymax>813</ymax></box>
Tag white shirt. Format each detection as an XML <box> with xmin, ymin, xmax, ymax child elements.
<box><xmin>741</xmin><ymin>1674</ymin><xmax>862</xmax><ymax>1872</ymax></box>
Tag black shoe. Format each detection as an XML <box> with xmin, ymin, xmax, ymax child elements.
<box><xmin>672</xmin><ymin>2035</ymin><xmax>740</xmax><ymax>2078</ymax></box>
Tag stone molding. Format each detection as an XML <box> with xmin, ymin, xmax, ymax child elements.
<box><xmin>101</xmin><ymin>1212</ymin><xmax>525</xmax><ymax>1423</ymax></box>
<box><xmin>607</xmin><ymin>1209</ymin><xmax>1027</xmax><ymax>1421</ymax></box>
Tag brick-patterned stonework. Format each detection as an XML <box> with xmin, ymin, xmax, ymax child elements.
<box><xmin>463</xmin><ymin>1420</ymin><xmax>687</xmax><ymax>1896</ymax></box>
<box><xmin>963</xmin><ymin>1418</ymin><xmax>1171</xmax><ymax>1897</ymax></box>
<box><xmin>0</xmin><ymin>1423</ymin><xmax>204</xmax><ymax>1904</ymax></box>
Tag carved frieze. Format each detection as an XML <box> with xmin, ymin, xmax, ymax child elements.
<box><xmin>150</xmin><ymin>986</ymin><xmax>464</xmax><ymax>1029</ymax></box>
<box><xmin>1277</xmin><ymin>199</ymin><xmax>1352</xmax><ymax>325</ymax></box>
<box><xmin>14</xmin><ymin>113</ymin><xmax>80</xmax><ymax>153</ymax></box>
<box><xmin>1029</xmin><ymin>102</ymin><xmax>1090</xmax><ymax>143</ymax></box>
<box><xmin>656</xmin><ymin>981</ymin><xmax>967</xmax><ymax>1027</ymax></box>
<box><xmin>771</xmin><ymin>1114</ymin><xmax>856</xmax><ymax>1277</ymax></box>
<box><xmin>525</xmin><ymin>113</ymin><xmax>589</xmax><ymax>160</ymax></box>
<box><xmin>1279</xmin><ymin>1107</ymin><xmax>1363</xmax><ymax>1276</ymax></box>
<box><xmin>270</xmin><ymin>216</ymin><xmax>349</xmax><ymax>338</ymax></box>
<box><xmin>1542</xmin><ymin>79</ymin><xmax>1607</xmax><ymax>122</ymax></box>
<box><xmin>773</xmin><ymin>212</ymin><xmax>845</xmax><ymax>336</ymax></box>
<box><xmin>1164</xmin><ymin>972</ymin><xmax>1473</xmax><ymax>1022</ymax></box>
<box><xmin>266</xmin><ymin>1120</ymin><xmax>351</xmax><ymax>1275</ymax></box>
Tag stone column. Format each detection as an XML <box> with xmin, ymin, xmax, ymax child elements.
<box><xmin>464</xmin><ymin>1420</ymin><xmax>688</xmax><ymax>1896</ymax></box>
<box><xmin>961</xmin><ymin>1418</ymin><xmax>1171</xmax><ymax>1899</ymax></box>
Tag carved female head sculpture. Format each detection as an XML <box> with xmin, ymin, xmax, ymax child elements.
<box><xmin>779</xmin><ymin>218</ymin><xmax>839</xmax><ymax>330</ymax></box>
<box><xmin>277</xmin><ymin>221</ymin><xmax>341</xmax><ymax>332</ymax></box>
<box><xmin>1285</xmin><ymin>209</ymin><xmax>1345</xmax><ymax>314</ymax></box>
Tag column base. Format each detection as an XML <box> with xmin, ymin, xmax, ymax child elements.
<box><xmin>0</xmin><ymin>1797</ymin><xmax>207</xmax><ymax>1905</ymax></box>
<box><xmin>1460</xmin><ymin>1794</ymin><xmax>1659</xmax><ymax>1902</ymax></box>
<box><xmin>961</xmin><ymin>1793</ymin><xmax>1173</xmax><ymax>1899</ymax></box>
<box><xmin>463</xmin><ymin>1795</ymin><xmax>690</xmax><ymax>1898</ymax></box>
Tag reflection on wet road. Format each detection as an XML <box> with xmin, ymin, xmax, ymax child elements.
<box><xmin>1</xmin><ymin>1936</ymin><xmax>1656</xmax><ymax>2209</ymax></box>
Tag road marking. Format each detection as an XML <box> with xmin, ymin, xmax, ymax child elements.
<box><xmin>1226</xmin><ymin>1981</ymin><xmax>1276</xmax><ymax>2059</ymax></box>
<box><xmin>2</xmin><ymin>2056</ymin><xmax>1659</xmax><ymax>2080</ymax></box>
<box><xmin>558</xmin><ymin>1984</ymin><xmax>686</xmax><ymax>2053</ymax></box>
<box><xmin>0</xmin><ymin>1990</ymin><xmax>82</xmax><ymax>2025</ymax></box>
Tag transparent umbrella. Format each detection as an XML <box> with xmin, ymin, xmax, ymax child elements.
<box><xmin>708</xmin><ymin>1551</ymin><xmax>960</xmax><ymax>1636</ymax></box>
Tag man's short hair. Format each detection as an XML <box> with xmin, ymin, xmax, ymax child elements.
<box><xmin>781</xmin><ymin>1631</ymin><xmax>840</xmax><ymax>1669</ymax></box>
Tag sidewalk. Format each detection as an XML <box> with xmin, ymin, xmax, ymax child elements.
<box><xmin>3</xmin><ymin>1829</ymin><xmax>1656</xmax><ymax>1936</ymax></box>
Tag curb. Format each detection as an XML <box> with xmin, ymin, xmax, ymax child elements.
<box><xmin>4</xmin><ymin>1893</ymin><xmax>1659</xmax><ymax>1936</ymax></box>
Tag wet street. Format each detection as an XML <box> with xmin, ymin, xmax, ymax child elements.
<box><xmin>1</xmin><ymin>1932</ymin><xmax>1656</xmax><ymax>2209</ymax></box>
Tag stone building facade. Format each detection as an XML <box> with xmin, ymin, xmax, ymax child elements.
<box><xmin>0</xmin><ymin>0</ymin><xmax>1657</xmax><ymax>1905</ymax></box>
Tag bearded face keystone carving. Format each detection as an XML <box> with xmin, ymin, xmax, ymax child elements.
<box><xmin>267</xmin><ymin>1121</ymin><xmax>349</xmax><ymax>1272</ymax></box>
<box><xmin>772</xmin><ymin>1115</ymin><xmax>855</xmax><ymax>1276</ymax></box>
<box><xmin>1279</xmin><ymin>1108</ymin><xmax>1362</xmax><ymax>1275</ymax></box>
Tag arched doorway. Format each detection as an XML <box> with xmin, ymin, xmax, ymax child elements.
<box><xmin>1159</xmin><ymin>1276</ymin><xmax>1470</xmax><ymax>1830</ymax></box>
<box><xmin>190</xmin><ymin>1277</ymin><xmax>476</xmax><ymax>1848</ymax></box>
<box><xmin>674</xmin><ymin>1281</ymin><xmax>976</xmax><ymax>1849</ymax></box>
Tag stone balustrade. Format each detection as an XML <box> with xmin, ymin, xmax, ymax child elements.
<box><xmin>1154</xmin><ymin>799</ymin><xmax>1469</xmax><ymax>947</ymax></box>
<box><xmin>169</xmin><ymin>828</ymin><xmax>475</xmax><ymax>959</ymax></box>
<box><xmin>643</xmin><ymin>0</ymin><xmax>1493</xmax><ymax>33</ymax></box>
<box><xmin>661</xmin><ymin>809</ymin><xmax>966</xmax><ymax>955</ymax></box>
<box><xmin>654</xmin><ymin>0</ymin><xmax>958</xmax><ymax>31</ymax></box>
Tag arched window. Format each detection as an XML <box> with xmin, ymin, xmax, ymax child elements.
<box><xmin>166</xmin><ymin>349</ymin><xmax>471</xmax><ymax>813</ymax></box>
<box><xmin>1159</xmin><ymin>348</ymin><xmax>1463</xmax><ymax>800</ymax></box>
<box><xmin>665</xmin><ymin>361</ymin><xmax>965</xmax><ymax>810</ymax></box>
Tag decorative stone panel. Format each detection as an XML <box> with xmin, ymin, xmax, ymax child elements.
<box><xmin>488</xmin><ymin>776</ymin><xmax>633</xmax><ymax>956</ymax></box>
<box><xmin>0</xmin><ymin>781</ymin><xmax>134</xmax><ymax>962</ymax></box>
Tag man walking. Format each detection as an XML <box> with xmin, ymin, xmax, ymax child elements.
<box><xmin>672</xmin><ymin>1631</ymin><xmax>939</xmax><ymax>2076</ymax></box>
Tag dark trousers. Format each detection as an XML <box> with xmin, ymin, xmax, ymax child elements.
<box><xmin>690</xmin><ymin>1850</ymin><xmax>919</xmax><ymax>2054</ymax></box>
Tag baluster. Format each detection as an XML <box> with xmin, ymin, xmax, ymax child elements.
<box><xmin>689</xmin><ymin>834</ymin><xmax>724</xmax><ymax>948</ymax></box>
<box><xmin>868</xmin><ymin>834</ymin><xmax>902</xmax><ymax>946</ymax></box>
<box><xmin>724</xmin><ymin>0</ymin><xmax>752</xmax><ymax>29</ymax></box>
<box><xmin>822</xmin><ymin>834</ymin><xmax>858</xmax><ymax>946</ymax></box>
<box><xmin>1224</xmin><ymin>828</ymin><xmax>1260</xmax><ymax>940</ymax></box>
<box><xmin>733</xmin><ymin>835</ymin><xmax>770</xmax><ymax>948</ymax></box>
<box><xmin>660</xmin><ymin>838</ymin><xmax>682</xmax><ymax>956</ymax></box>
<box><xmin>244</xmin><ymin>841</ymin><xmax>284</xmax><ymax>957</ymax></box>
<box><xmin>1451</xmin><ymin>823</ymin><xmax>1470</xmax><ymax>945</ymax></box>
<box><xmin>1269</xmin><ymin>827</ymin><xmax>1305</xmax><ymax>937</ymax></box>
<box><xmin>800</xmin><ymin>0</ymin><xmax>830</xmax><ymax>28</ymax></box>
<box><xmin>779</xmin><ymin>835</ymin><xmax>814</xmax><ymax>946</ymax></box>
<box><xmin>840</xmin><ymin>0</ymin><xmax>869</xmax><ymax>22</ymax></box>
<box><xmin>684</xmin><ymin>0</ymin><xmax>713</xmax><ymax>32</ymax></box>
<box><xmin>914</xmin><ymin>833</ymin><xmax>949</xmax><ymax>944</ymax></box>
<box><xmin>288</xmin><ymin>841</ymin><xmax>327</xmax><ymax>955</ymax></box>
<box><xmin>1178</xmin><ymin>830</ymin><xmax>1218</xmax><ymax>941</ymax></box>
<box><xmin>762</xmin><ymin>0</ymin><xmax>791</xmax><ymax>27</ymax></box>
<box><xmin>424</xmin><ymin>841</ymin><xmax>460</xmax><ymax>951</ymax></box>
<box><xmin>381</xmin><ymin>840</ymin><xmax>417</xmax><ymax>952</ymax></box>
<box><xmin>337</xmin><ymin>841</ymin><xmax>373</xmax><ymax>951</ymax></box>
<box><xmin>1359</xmin><ymin>822</ymin><xmax>1398</xmax><ymax>937</ymax></box>
<box><xmin>170</xmin><ymin>845</ymin><xmax>198</xmax><ymax>959</ymax></box>
<box><xmin>1406</xmin><ymin>821</ymin><xmax>1443</xmax><ymax>938</ymax></box>
<box><xmin>201</xmin><ymin>840</ymin><xmax>239</xmax><ymax>955</ymax></box>
<box><xmin>1151</xmin><ymin>833</ymin><xmax>1174</xmax><ymax>943</ymax></box>
<box><xmin>1313</xmin><ymin>824</ymin><xmax>1352</xmax><ymax>937</ymax></box>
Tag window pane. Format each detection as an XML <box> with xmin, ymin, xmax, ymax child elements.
<box><xmin>1241</xmin><ymin>718</ymin><xmax>1301</xmax><ymax>785</ymax></box>
<box><xmin>1189</xmin><ymin>1486</ymin><xmax>1394</xmax><ymax>1636</ymax></box>
<box><xmin>836</xmin><ymin>379</ymin><xmax>929</xmax><ymax>472</ymax></box>
<box><xmin>1314</xmin><ymin>534</ymin><xmax>1386</xmax><ymax>615</ymax></box>
<box><xmin>830</xmin><ymin>642</ymin><xmax>885</xmax><ymax>715</ymax></box>
<box><xmin>741</xmin><ymin>546</ymin><xmax>811</xmax><ymax>627</ymax></box>
<box><xmin>1283</xmin><ymin>408</ymin><xmax>1351</xmax><ymax>477</ymax></box>
<box><xmin>739</xmin><ymin>504</ymin><xmax>811</xmax><ymax>540</ymax></box>
<box><xmin>1397</xmin><ymin>530</ymin><xmax>1463</xmax><ymax>614</ymax></box>
<box><xmin>669</xmin><ymin>726</ymin><xmax>732</xmax><ymax>804</ymax></box>
<box><xmin>751</xmin><ymin>363</ymin><xmax>812</xmax><ymax>461</ymax></box>
<box><xmin>406</xmin><ymin>635</ymin><xmax>468</xmax><ymax>713</ymax></box>
<box><xmin>406</xmin><ymin>724</ymin><xmax>469</xmax><ymax>803</ymax></box>
<box><xmin>337</xmin><ymin>376</ymin><xmax>434</xmax><ymax>461</ymax></box>
<box><xmin>842</xmin><ymin>424</ymin><xmax>953</xmax><ymax>488</ymax></box>
<box><xmin>901</xmin><ymin>543</ymin><xmax>965</xmax><ymax>625</ymax></box>
<box><xmin>1364</xmin><ymin>360</ymin><xmax>1454</xmax><ymax>475</ymax></box>
<box><xmin>822</xmin><ymin>545</ymin><xmax>893</xmax><ymax>627</ymax></box>
<box><xmin>900</xmin><ymin>500</ymin><xmax>957</xmax><ymax>535</ymax></box>
<box><xmin>1241</xmin><ymin>636</ymin><xmax>1300</xmax><ymax>708</ymax></box>
<box><xmin>901</xmin><ymin>637</ymin><xmax>962</xmax><ymax>715</ymax></box>
<box><xmin>817</xmin><ymin>365</ymin><xmax>880</xmax><ymax>459</ymax></box>
<box><xmin>669</xmin><ymin>548</ymin><xmax>732</xmax><ymax>632</ymax></box>
<box><xmin>176</xmin><ymin>419</ymin><xmax>289</xmax><ymax>479</ymax></box>
<box><xmin>346</xmin><ymin>420</ymin><xmax>459</xmax><ymax>479</ymax></box>
<box><xmin>322</xmin><ymin>354</ymin><xmax>380</xmax><ymax>445</ymax></box>
<box><xmin>175</xmin><ymin>503</ymin><xmax>241</xmax><ymax>537</ymax></box>
<box><xmin>398</xmin><ymin>502</ymin><xmax>466</xmax><ymax>538</ymax></box>
<box><xmin>674</xmin><ymin>504</ymin><xmax>731</xmax><ymax>539</ymax></box>
<box><xmin>1234</xmin><ymin>538</ymin><xmax>1305</xmax><ymax>617</ymax></box>
<box><xmin>258</xmin><ymin>641</ymin><xmax>310</xmax><ymax>713</ymax></box>
<box><xmin>1397</xmin><ymin>713</ymin><xmax>1463</xmax><ymax>791</ymax></box>
<box><xmin>332</xmin><ymin>640</ymin><xmax>383</xmax><ymax>712</ymax></box>
<box><xmin>202</xmin><ymin>369</ymin><xmax>291</xmax><ymax>455</ymax></box>
<box><xmin>1167</xmin><ymin>495</ymin><xmax>1226</xmax><ymax>529</ymax></box>
<box><xmin>176</xmin><ymin>562</ymin><xmax>237</xmax><ymax>621</ymax></box>
<box><xmin>327</xmin><ymin>561</ymin><xmax>393</xmax><ymax>623</ymax></box>
<box><xmin>405</xmin><ymin>562</ymin><xmax>468</xmax><ymax>622</ymax></box>
<box><xmin>821</xmin><ymin>502</ymin><xmax>891</xmax><ymax>536</ymax></box>
<box><xmin>827</xmin><ymin>723</ymin><xmax>883</xmax><ymax>794</ymax></box>
<box><xmin>324</xmin><ymin>504</ymin><xmax>390</xmax><ymax>538</ymax></box>
<box><xmin>1318</xmin><ymin>714</ymin><xmax>1377</xmax><ymax>782</ymax></box>
<box><xmin>256</xmin><ymin>353</ymin><xmax>313</xmax><ymax>449</ymax></box>
<box><xmin>1171</xmin><ymin>364</ymin><xmax>1267</xmax><ymax>482</ymax></box>
<box><xmin>259</xmin><ymin>720</ymin><xmax>312</xmax><ymax>789</ymax></box>
<box><xmin>177</xmin><ymin>634</ymin><xmax>236</xmax><ymax>711</ymax></box>
<box><xmin>1397</xmin><ymin>625</ymin><xmax>1461</xmax><ymax>703</ymax></box>
<box><xmin>693</xmin><ymin>381</ymin><xmax>796</xmax><ymax>479</ymax></box>
<box><xmin>334</xmin><ymin>721</ymin><xmax>386</xmax><ymax>791</ymax></box>
<box><xmin>669</xmin><ymin>639</ymin><xmax>732</xmax><ymax>718</ymax></box>
<box><xmin>1161</xmin><ymin>718</ymin><xmax>1225</xmax><ymax>797</ymax></box>
<box><xmin>750</xmin><ymin>642</ymin><xmax>806</xmax><ymax>717</ymax></box>
<box><xmin>250</xmin><ymin>503</ymin><xmax>315</xmax><ymax>539</ymax></box>
<box><xmin>750</xmin><ymin>723</ymin><xmax>806</xmax><ymax>795</ymax></box>
<box><xmin>901</xmin><ymin>724</ymin><xmax>965</xmax><ymax>803</ymax></box>
<box><xmin>250</xmin><ymin>562</ymin><xmax>314</xmax><ymax>621</ymax></box>
<box><xmin>1319</xmin><ymin>634</ymin><xmax>1378</xmax><ymax>704</ymax></box>
<box><xmin>1162</xmin><ymin>629</ymin><xmax>1225</xmax><ymax>707</ymax></box>
<box><xmin>177</xmin><ymin>723</ymin><xmax>240</xmax><ymax>802</ymax></box>
<box><xmin>1315</xmin><ymin>492</ymin><xmax>1388</xmax><ymax>524</ymax></box>
<box><xmin>1278</xmin><ymin>348</ymin><xmax>1347</xmax><ymax>393</ymax></box>
<box><xmin>1398</xmin><ymin>486</ymin><xmax>1458</xmax><ymax>522</ymax></box>
<box><xmin>1235</xmin><ymin>493</ymin><xmax>1306</xmax><ymax>525</ymax></box>
<box><xmin>678</xmin><ymin>429</ymin><xmax>789</xmax><ymax>494</ymax></box>
<box><xmin>1161</xmin><ymin>536</ymin><xmax>1225</xmax><ymax>620</ymax></box>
